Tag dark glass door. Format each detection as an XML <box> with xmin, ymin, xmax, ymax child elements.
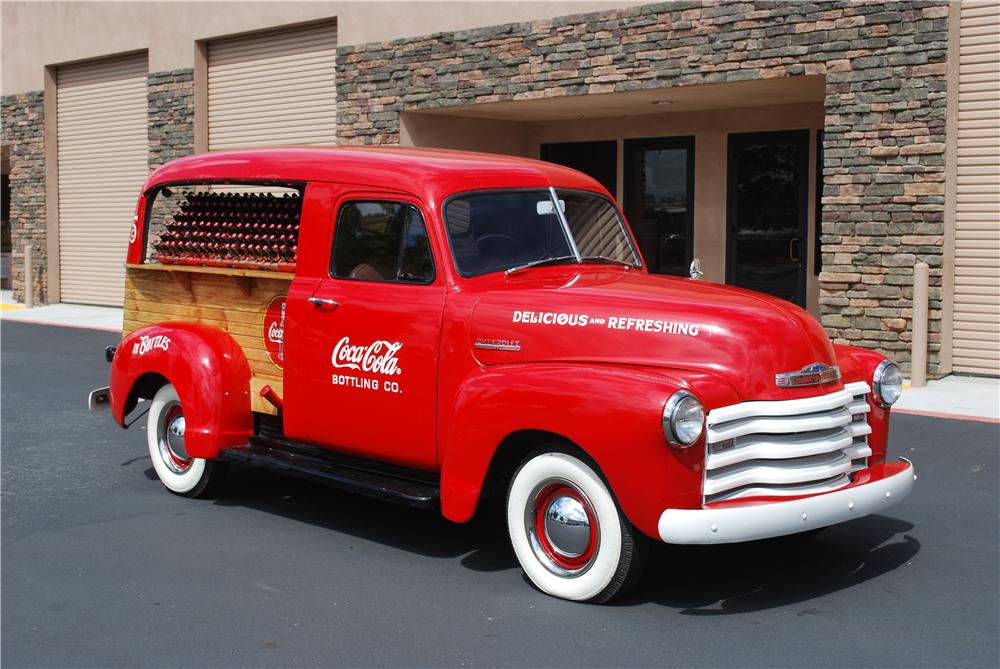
<box><xmin>624</xmin><ymin>136</ymin><xmax>695</xmax><ymax>277</ymax></box>
<box><xmin>727</xmin><ymin>130</ymin><xmax>810</xmax><ymax>306</ymax></box>
<box><xmin>540</xmin><ymin>141</ymin><xmax>617</xmax><ymax>198</ymax></box>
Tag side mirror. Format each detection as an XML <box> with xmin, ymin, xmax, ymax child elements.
<box><xmin>689</xmin><ymin>258</ymin><xmax>704</xmax><ymax>280</ymax></box>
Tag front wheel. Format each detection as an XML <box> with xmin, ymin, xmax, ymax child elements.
<box><xmin>506</xmin><ymin>450</ymin><xmax>647</xmax><ymax>603</ymax></box>
<box><xmin>147</xmin><ymin>383</ymin><xmax>227</xmax><ymax>497</ymax></box>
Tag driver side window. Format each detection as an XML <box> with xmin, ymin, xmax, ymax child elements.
<box><xmin>331</xmin><ymin>201</ymin><xmax>434</xmax><ymax>284</ymax></box>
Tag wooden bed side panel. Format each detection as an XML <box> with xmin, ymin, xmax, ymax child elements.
<box><xmin>123</xmin><ymin>266</ymin><xmax>291</xmax><ymax>415</ymax></box>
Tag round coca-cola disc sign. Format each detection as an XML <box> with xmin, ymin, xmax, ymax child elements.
<box><xmin>262</xmin><ymin>295</ymin><xmax>287</xmax><ymax>369</ymax></box>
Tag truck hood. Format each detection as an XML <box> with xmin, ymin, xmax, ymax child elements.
<box><xmin>469</xmin><ymin>267</ymin><xmax>841</xmax><ymax>403</ymax></box>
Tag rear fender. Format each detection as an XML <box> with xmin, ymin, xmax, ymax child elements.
<box><xmin>438</xmin><ymin>364</ymin><xmax>737</xmax><ymax>539</ymax></box>
<box><xmin>110</xmin><ymin>322</ymin><xmax>252</xmax><ymax>459</ymax></box>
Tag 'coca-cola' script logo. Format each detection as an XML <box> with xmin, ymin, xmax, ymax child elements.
<box><xmin>262</xmin><ymin>295</ymin><xmax>287</xmax><ymax>369</ymax></box>
<box><xmin>332</xmin><ymin>337</ymin><xmax>402</xmax><ymax>376</ymax></box>
<box><xmin>268</xmin><ymin>322</ymin><xmax>283</xmax><ymax>344</ymax></box>
<box><xmin>132</xmin><ymin>334</ymin><xmax>170</xmax><ymax>356</ymax></box>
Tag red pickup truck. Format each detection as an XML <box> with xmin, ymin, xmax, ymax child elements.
<box><xmin>93</xmin><ymin>147</ymin><xmax>915</xmax><ymax>602</ymax></box>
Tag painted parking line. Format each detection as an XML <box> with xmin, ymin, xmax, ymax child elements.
<box><xmin>0</xmin><ymin>318</ymin><xmax>120</xmax><ymax>333</ymax></box>
<box><xmin>894</xmin><ymin>407</ymin><xmax>1000</xmax><ymax>424</ymax></box>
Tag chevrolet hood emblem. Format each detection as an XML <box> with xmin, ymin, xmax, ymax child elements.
<box><xmin>775</xmin><ymin>362</ymin><xmax>841</xmax><ymax>388</ymax></box>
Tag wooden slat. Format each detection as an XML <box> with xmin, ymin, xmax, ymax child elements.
<box><xmin>123</xmin><ymin>267</ymin><xmax>287</xmax><ymax>413</ymax></box>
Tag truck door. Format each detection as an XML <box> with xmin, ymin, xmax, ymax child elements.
<box><xmin>283</xmin><ymin>194</ymin><xmax>445</xmax><ymax>471</ymax></box>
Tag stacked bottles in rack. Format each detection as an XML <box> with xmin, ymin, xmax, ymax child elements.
<box><xmin>153</xmin><ymin>191</ymin><xmax>302</xmax><ymax>272</ymax></box>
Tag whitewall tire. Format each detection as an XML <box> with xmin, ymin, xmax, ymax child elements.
<box><xmin>147</xmin><ymin>383</ymin><xmax>226</xmax><ymax>497</ymax></box>
<box><xmin>507</xmin><ymin>450</ymin><xmax>647</xmax><ymax>603</ymax></box>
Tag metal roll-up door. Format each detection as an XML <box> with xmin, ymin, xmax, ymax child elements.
<box><xmin>207</xmin><ymin>22</ymin><xmax>337</xmax><ymax>150</ymax></box>
<box><xmin>57</xmin><ymin>53</ymin><xmax>148</xmax><ymax>306</ymax></box>
<box><xmin>953</xmin><ymin>0</ymin><xmax>1000</xmax><ymax>375</ymax></box>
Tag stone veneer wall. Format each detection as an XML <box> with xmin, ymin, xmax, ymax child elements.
<box><xmin>148</xmin><ymin>69</ymin><xmax>195</xmax><ymax>169</ymax></box>
<box><xmin>1</xmin><ymin>92</ymin><xmax>47</xmax><ymax>305</ymax></box>
<box><xmin>336</xmin><ymin>0</ymin><xmax>950</xmax><ymax>374</ymax></box>
<box><xmin>146</xmin><ymin>69</ymin><xmax>196</xmax><ymax>249</ymax></box>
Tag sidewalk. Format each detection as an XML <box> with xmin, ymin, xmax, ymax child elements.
<box><xmin>2</xmin><ymin>290</ymin><xmax>997</xmax><ymax>421</ymax></box>
<box><xmin>1</xmin><ymin>290</ymin><xmax>123</xmax><ymax>332</ymax></box>
<box><xmin>895</xmin><ymin>375</ymin><xmax>999</xmax><ymax>423</ymax></box>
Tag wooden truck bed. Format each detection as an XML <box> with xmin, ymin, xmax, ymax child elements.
<box><xmin>123</xmin><ymin>263</ymin><xmax>291</xmax><ymax>415</ymax></box>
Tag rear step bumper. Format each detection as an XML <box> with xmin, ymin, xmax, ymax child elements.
<box><xmin>218</xmin><ymin>436</ymin><xmax>440</xmax><ymax>509</ymax></box>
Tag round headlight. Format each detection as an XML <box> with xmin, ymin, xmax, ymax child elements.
<box><xmin>663</xmin><ymin>390</ymin><xmax>705</xmax><ymax>448</ymax></box>
<box><xmin>873</xmin><ymin>359</ymin><xmax>903</xmax><ymax>407</ymax></box>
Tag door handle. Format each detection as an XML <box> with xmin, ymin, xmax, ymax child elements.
<box><xmin>308</xmin><ymin>296</ymin><xmax>339</xmax><ymax>308</ymax></box>
<box><xmin>788</xmin><ymin>239</ymin><xmax>800</xmax><ymax>263</ymax></box>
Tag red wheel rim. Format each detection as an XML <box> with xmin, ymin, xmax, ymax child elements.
<box><xmin>532</xmin><ymin>483</ymin><xmax>598</xmax><ymax>571</ymax></box>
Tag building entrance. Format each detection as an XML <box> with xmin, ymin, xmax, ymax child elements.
<box><xmin>726</xmin><ymin>130</ymin><xmax>810</xmax><ymax>306</ymax></box>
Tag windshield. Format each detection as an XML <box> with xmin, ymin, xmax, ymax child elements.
<box><xmin>443</xmin><ymin>189</ymin><xmax>641</xmax><ymax>277</ymax></box>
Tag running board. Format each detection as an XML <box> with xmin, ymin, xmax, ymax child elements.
<box><xmin>218</xmin><ymin>436</ymin><xmax>440</xmax><ymax>509</ymax></box>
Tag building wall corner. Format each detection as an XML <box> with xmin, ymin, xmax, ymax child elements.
<box><xmin>1</xmin><ymin>90</ymin><xmax>47</xmax><ymax>305</ymax></box>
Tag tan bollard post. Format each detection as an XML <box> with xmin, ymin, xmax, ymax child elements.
<box><xmin>911</xmin><ymin>261</ymin><xmax>929</xmax><ymax>388</ymax></box>
<box><xmin>23</xmin><ymin>243</ymin><xmax>33</xmax><ymax>309</ymax></box>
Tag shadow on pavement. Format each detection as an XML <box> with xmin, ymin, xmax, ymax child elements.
<box><xmin>623</xmin><ymin>516</ymin><xmax>919</xmax><ymax>614</ymax></box>
<box><xmin>210</xmin><ymin>464</ymin><xmax>513</xmax><ymax>562</ymax></box>
<box><xmin>189</xmin><ymin>463</ymin><xmax>920</xmax><ymax>613</ymax></box>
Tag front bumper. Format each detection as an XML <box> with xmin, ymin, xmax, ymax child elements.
<box><xmin>658</xmin><ymin>459</ymin><xmax>915</xmax><ymax>544</ymax></box>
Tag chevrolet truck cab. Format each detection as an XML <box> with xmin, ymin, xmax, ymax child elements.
<box><xmin>95</xmin><ymin>147</ymin><xmax>915</xmax><ymax>603</ymax></box>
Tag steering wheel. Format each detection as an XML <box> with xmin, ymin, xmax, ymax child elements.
<box><xmin>476</xmin><ymin>233</ymin><xmax>518</xmax><ymax>249</ymax></box>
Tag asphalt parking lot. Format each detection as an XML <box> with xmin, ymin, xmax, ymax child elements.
<box><xmin>2</xmin><ymin>320</ymin><xmax>998</xmax><ymax>668</ymax></box>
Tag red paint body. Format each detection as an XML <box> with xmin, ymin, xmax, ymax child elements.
<box><xmin>110</xmin><ymin>322</ymin><xmax>252</xmax><ymax>457</ymax></box>
<box><xmin>110</xmin><ymin>147</ymin><xmax>899</xmax><ymax>541</ymax></box>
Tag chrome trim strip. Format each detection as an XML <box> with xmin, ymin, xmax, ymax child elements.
<box><xmin>775</xmin><ymin>362</ymin><xmax>841</xmax><ymax>388</ymax></box>
<box><xmin>549</xmin><ymin>186</ymin><xmax>582</xmax><ymax>263</ymax></box>
<box><xmin>703</xmin><ymin>451</ymin><xmax>854</xmax><ymax>496</ymax></box>
<box><xmin>707</xmin><ymin>384</ymin><xmax>870</xmax><ymax>426</ymax></box>
<box><xmin>708</xmin><ymin>407</ymin><xmax>854</xmax><ymax>443</ymax></box>
<box><xmin>474</xmin><ymin>339</ymin><xmax>521</xmax><ymax>352</ymax></box>
<box><xmin>706</xmin><ymin>474</ymin><xmax>852</xmax><ymax>504</ymax></box>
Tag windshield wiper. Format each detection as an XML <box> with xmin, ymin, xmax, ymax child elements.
<box><xmin>581</xmin><ymin>256</ymin><xmax>636</xmax><ymax>269</ymax></box>
<box><xmin>505</xmin><ymin>255</ymin><xmax>579</xmax><ymax>275</ymax></box>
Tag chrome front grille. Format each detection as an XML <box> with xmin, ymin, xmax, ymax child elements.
<box><xmin>704</xmin><ymin>382</ymin><xmax>872</xmax><ymax>504</ymax></box>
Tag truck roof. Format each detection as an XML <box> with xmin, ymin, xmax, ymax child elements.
<box><xmin>142</xmin><ymin>146</ymin><xmax>607</xmax><ymax>200</ymax></box>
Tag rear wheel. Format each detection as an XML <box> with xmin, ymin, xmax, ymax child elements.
<box><xmin>506</xmin><ymin>450</ymin><xmax>647</xmax><ymax>603</ymax></box>
<box><xmin>147</xmin><ymin>383</ymin><xmax>226</xmax><ymax>497</ymax></box>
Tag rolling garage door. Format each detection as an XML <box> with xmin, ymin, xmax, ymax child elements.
<box><xmin>207</xmin><ymin>22</ymin><xmax>337</xmax><ymax>150</ymax></box>
<box><xmin>953</xmin><ymin>0</ymin><xmax>1000</xmax><ymax>375</ymax></box>
<box><xmin>57</xmin><ymin>53</ymin><xmax>148</xmax><ymax>306</ymax></box>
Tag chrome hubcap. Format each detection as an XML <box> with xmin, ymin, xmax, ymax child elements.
<box><xmin>158</xmin><ymin>403</ymin><xmax>191</xmax><ymax>474</ymax></box>
<box><xmin>167</xmin><ymin>415</ymin><xmax>187</xmax><ymax>459</ymax></box>
<box><xmin>543</xmin><ymin>495</ymin><xmax>591</xmax><ymax>558</ymax></box>
<box><xmin>526</xmin><ymin>480</ymin><xmax>599</xmax><ymax>577</ymax></box>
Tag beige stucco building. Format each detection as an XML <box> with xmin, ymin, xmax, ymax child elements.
<box><xmin>1</xmin><ymin>1</ymin><xmax>997</xmax><ymax>376</ymax></box>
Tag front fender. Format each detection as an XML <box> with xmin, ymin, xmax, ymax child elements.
<box><xmin>438</xmin><ymin>364</ymin><xmax>738</xmax><ymax>539</ymax></box>
<box><xmin>110</xmin><ymin>322</ymin><xmax>252</xmax><ymax>459</ymax></box>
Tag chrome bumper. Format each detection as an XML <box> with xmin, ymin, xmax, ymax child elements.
<box><xmin>88</xmin><ymin>386</ymin><xmax>111</xmax><ymax>412</ymax></box>
<box><xmin>658</xmin><ymin>459</ymin><xmax>916</xmax><ymax>544</ymax></box>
